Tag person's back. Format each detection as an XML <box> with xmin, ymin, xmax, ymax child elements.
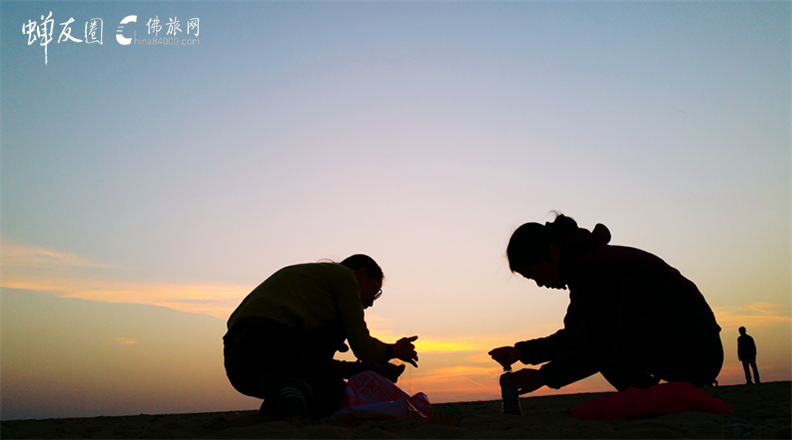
<box><xmin>738</xmin><ymin>326</ymin><xmax>760</xmax><ymax>384</ymax></box>
<box><xmin>228</xmin><ymin>263</ymin><xmax>348</xmax><ymax>330</ymax></box>
<box><xmin>737</xmin><ymin>332</ymin><xmax>757</xmax><ymax>360</ymax></box>
<box><xmin>229</xmin><ymin>263</ymin><xmax>370</xmax><ymax>344</ymax></box>
<box><xmin>539</xmin><ymin>222</ymin><xmax>722</xmax><ymax>390</ymax></box>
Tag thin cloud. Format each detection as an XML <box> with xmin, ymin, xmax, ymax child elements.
<box><xmin>1</xmin><ymin>242</ymin><xmax>250</xmax><ymax>320</ymax></box>
<box><xmin>1</xmin><ymin>240</ymin><xmax>116</xmax><ymax>269</ymax></box>
<box><xmin>113</xmin><ymin>337</ymin><xmax>138</xmax><ymax>345</ymax></box>
<box><xmin>713</xmin><ymin>302</ymin><xmax>792</xmax><ymax>329</ymax></box>
<box><xmin>2</xmin><ymin>275</ymin><xmax>249</xmax><ymax>320</ymax></box>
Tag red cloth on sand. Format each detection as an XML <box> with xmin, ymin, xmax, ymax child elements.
<box><xmin>571</xmin><ymin>382</ymin><xmax>734</xmax><ymax>420</ymax></box>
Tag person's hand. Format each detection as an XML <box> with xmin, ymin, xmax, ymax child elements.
<box><xmin>503</xmin><ymin>368</ymin><xmax>546</xmax><ymax>395</ymax></box>
<box><xmin>368</xmin><ymin>362</ymin><xmax>390</xmax><ymax>378</ymax></box>
<box><xmin>368</xmin><ymin>362</ymin><xmax>406</xmax><ymax>382</ymax></box>
<box><xmin>488</xmin><ymin>346</ymin><xmax>522</xmax><ymax>368</ymax></box>
<box><xmin>393</xmin><ymin>336</ymin><xmax>419</xmax><ymax>367</ymax></box>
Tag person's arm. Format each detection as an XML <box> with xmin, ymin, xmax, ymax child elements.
<box><xmin>737</xmin><ymin>338</ymin><xmax>743</xmax><ymax>361</ymax></box>
<box><xmin>329</xmin><ymin>360</ymin><xmax>370</xmax><ymax>379</ymax></box>
<box><xmin>539</xmin><ymin>285</ymin><xmax>617</xmax><ymax>389</ymax></box>
<box><xmin>503</xmin><ymin>368</ymin><xmax>546</xmax><ymax>395</ymax></box>
<box><xmin>514</xmin><ymin>328</ymin><xmax>573</xmax><ymax>365</ymax></box>
<box><xmin>489</xmin><ymin>329</ymin><xmax>571</xmax><ymax>369</ymax></box>
<box><xmin>334</xmin><ymin>274</ymin><xmax>389</xmax><ymax>363</ymax></box>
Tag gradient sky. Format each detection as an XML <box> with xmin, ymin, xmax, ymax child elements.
<box><xmin>2</xmin><ymin>1</ymin><xmax>790</xmax><ymax>420</ymax></box>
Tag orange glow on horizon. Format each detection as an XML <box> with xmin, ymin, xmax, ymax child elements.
<box><xmin>713</xmin><ymin>303</ymin><xmax>792</xmax><ymax>329</ymax></box>
<box><xmin>4</xmin><ymin>240</ymin><xmax>790</xmax><ymax>414</ymax></box>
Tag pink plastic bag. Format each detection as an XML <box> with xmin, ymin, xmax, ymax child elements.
<box><xmin>329</xmin><ymin>371</ymin><xmax>433</xmax><ymax>421</ymax></box>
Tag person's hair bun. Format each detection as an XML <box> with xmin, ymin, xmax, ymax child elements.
<box><xmin>544</xmin><ymin>214</ymin><xmax>578</xmax><ymax>247</ymax></box>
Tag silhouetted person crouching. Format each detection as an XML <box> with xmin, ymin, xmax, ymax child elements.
<box><xmin>490</xmin><ymin>214</ymin><xmax>723</xmax><ymax>395</ymax></box>
<box><xmin>223</xmin><ymin>255</ymin><xmax>419</xmax><ymax>420</ymax></box>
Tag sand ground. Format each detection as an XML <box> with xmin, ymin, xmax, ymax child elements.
<box><xmin>2</xmin><ymin>381</ymin><xmax>789</xmax><ymax>439</ymax></box>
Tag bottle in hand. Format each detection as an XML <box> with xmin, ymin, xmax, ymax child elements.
<box><xmin>500</xmin><ymin>366</ymin><xmax>522</xmax><ymax>415</ymax></box>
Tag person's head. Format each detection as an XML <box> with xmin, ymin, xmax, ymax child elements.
<box><xmin>340</xmin><ymin>254</ymin><xmax>384</xmax><ymax>309</ymax></box>
<box><xmin>506</xmin><ymin>213</ymin><xmax>578</xmax><ymax>290</ymax></box>
<box><xmin>739</xmin><ymin>326</ymin><xmax>747</xmax><ymax>335</ymax></box>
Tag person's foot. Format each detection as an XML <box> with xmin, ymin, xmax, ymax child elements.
<box><xmin>258</xmin><ymin>374</ymin><xmax>312</xmax><ymax>420</ymax></box>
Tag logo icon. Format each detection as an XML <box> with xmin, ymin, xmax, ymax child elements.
<box><xmin>116</xmin><ymin>15</ymin><xmax>136</xmax><ymax>45</ymax></box>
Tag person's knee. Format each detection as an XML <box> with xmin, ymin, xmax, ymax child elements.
<box><xmin>600</xmin><ymin>360</ymin><xmax>660</xmax><ymax>392</ymax></box>
<box><xmin>307</xmin><ymin>378</ymin><xmax>347</xmax><ymax>420</ymax></box>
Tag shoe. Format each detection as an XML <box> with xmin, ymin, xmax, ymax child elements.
<box><xmin>258</xmin><ymin>374</ymin><xmax>312</xmax><ymax>420</ymax></box>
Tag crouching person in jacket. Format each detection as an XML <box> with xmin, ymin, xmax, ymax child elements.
<box><xmin>490</xmin><ymin>214</ymin><xmax>723</xmax><ymax>395</ymax></box>
<box><xmin>224</xmin><ymin>254</ymin><xmax>419</xmax><ymax>420</ymax></box>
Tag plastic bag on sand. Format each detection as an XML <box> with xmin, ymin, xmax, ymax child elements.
<box><xmin>328</xmin><ymin>371</ymin><xmax>433</xmax><ymax>421</ymax></box>
<box><xmin>571</xmin><ymin>382</ymin><xmax>734</xmax><ymax>420</ymax></box>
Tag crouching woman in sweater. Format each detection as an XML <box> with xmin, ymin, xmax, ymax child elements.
<box><xmin>490</xmin><ymin>214</ymin><xmax>723</xmax><ymax>394</ymax></box>
<box><xmin>224</xmin><ymin>254</ymin><xmax>419</xmax><ymax>420</ymax></box>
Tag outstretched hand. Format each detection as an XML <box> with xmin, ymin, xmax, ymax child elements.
<box><xmin>488</xmin><ymin>346</ymin><xmax>522</xmax><ymax>368</ymax></box>
<box><xmin>393</xmin><ymin>336</ymin><xmax>419</xmax><ymax>367</ymax></box>
<box><xmin>502</xmin><ymin>368</ymin><xmax>546</xmax><ymax>395</ymax></box>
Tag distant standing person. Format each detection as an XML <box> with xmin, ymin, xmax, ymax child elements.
<box><xmin>223</xmin><ymin>255</ymin><xmax>419</xmax><ymax>420</ymax></box>
<box><xmin>738</xmin><ymin>326</ymin><xmax>760</xmax><ymax>384</ymax></box>
<box><xmin>490</xmin><ymin>213</ymin><xmax>723</xmax><ymax>395</ymax></box>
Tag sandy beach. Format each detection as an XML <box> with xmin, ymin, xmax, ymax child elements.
<box><xmin>2</xmin><ymin>381</ymin><xmax>789</xmax><ymax>439</ymax></box>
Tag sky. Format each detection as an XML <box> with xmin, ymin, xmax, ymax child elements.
<box><xmin>1</xmin><ymin>0</ymin><xmax>790</xmax><ymax>421</ymax></box>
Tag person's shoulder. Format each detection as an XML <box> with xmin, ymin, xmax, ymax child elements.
<box><xmin>593</xmin><ymin>244</ymin><xmax>673</xmax><ymax>268</ymax></box>
<box><xmin>296</xmin><ymin>262</ymin><xmax>357</xmax><ymax>280</ymax></box>
<box><xmin>315</xmin><ymin>262</ymin><xmax>354</xmax><ymax>274</ymax></box>
<box><xmin>572</xmin><ymin>244</ymin><xmax>682</xmax><ymax>285</ymax></box>
<box><xmin>278</xmin><ymin>262</ymin><xmax>341</xmax><ymax>271</ymax></box>
<box><xmin>272</xmin><ymin>262</ymin><xmax>357</xmax><ymax>287</ymax></box>
<box><xmin>271</xmin><ymin>262</ymin><xmax>345</xmax><ymax>277</ymax></box>
<box><xmin>575</xmin><ymin>243</ymin><xmax>642</xmax><ymax>266</ymax></box>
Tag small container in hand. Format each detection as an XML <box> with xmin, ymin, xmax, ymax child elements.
<box><xmin>500</xmin><ymin>366</ymin><xmax>522</xmax><ymax>415</ymax></box>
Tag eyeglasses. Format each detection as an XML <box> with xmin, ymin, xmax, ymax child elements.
<box><xmin>374</xmin><ymin>289</ymin><xmax>383</xmax><ymax>300</ymax></box>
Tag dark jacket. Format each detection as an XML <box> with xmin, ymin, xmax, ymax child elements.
<box><xmin>515</xmin><ymin>224</ymin><xmax>720</xmax><ymax>389</ymax></box>
<box><xmin>738</xmin><ymin>334</ymin><xmax>757</xmax><ymax>360</ymax></box>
